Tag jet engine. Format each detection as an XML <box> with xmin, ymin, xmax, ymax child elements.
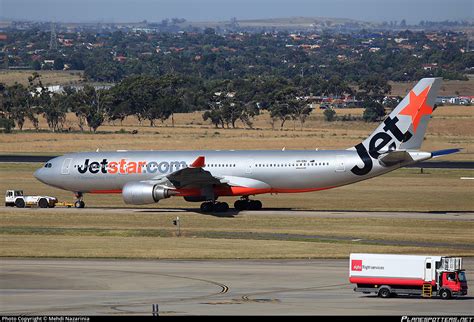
<box><xmin>122</xmin><ymin>181</ymin><xmax>175</xmax><ymax>205</ymax></box>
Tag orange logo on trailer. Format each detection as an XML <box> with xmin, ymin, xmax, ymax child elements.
<box><xmin>399</xmin><ymin>86</ymin><xmax>433</xmax><ymax>133</ymax></box>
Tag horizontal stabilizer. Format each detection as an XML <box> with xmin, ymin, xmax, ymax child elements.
<box><xmin>431</xmin><ymin>148</ymin><xmax>462</xmax><ymax>158</ymax></box>
<box><xmin>378</xmin><ymin>151</ymin><xmax>413</xmax><ymax>166</ymax></box>
<box><xmin>379</xmin><ymin>150</ymin><xmax>432</xmax><ymax>167</ymax></box>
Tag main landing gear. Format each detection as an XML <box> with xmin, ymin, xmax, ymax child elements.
<box><xmin>200</xmin><ymin>201</ymin><xmax>229</xmax><ymax>213</ymax></box>
<box><xmin>234</xmin><ymin>198</ymin><xmax>262</xmax><ymax>211</ymax></box>
<box><xmin>74</xmin><ymin>192</ymin><xmax>85</xmax><ymax>208</ymax></box>
<box><xmin>199</xmin><ymin>197</ymin><xmax>263</xmax><ymax>213</ymax></box>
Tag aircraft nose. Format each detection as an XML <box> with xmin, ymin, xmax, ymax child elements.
<box><xmin>34</xmin><ymin>168</ymin><xmax>46</xmax><ymax>183</ymax></box>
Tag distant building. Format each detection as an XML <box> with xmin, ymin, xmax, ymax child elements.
<box><xmin>422</xmin><ymin>63</ymin><xmax>438</xmax><ymax>71</ymax></box>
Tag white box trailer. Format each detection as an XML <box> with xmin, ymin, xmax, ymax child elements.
<box><xmin>349</xmin><ymin>253</ymin><xmax>468</xmax><ymax>299</ymax></box>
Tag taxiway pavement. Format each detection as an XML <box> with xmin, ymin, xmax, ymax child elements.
<box><xmin>1</xmin><ymin>258</ymin><xmax>473</xmax><ymax>315</ymax></box>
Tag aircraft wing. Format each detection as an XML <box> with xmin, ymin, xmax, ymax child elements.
<box><xmin>149</xmin><ymin>156</ymin><xmax>271</xmax><ymax>192</ymax></box>
<box><xmin>167</xmin><ymin>157</ymin><xmax>224</xmax><ymax>188</ymax></box>
<box><xmin>149</xmin><ymin>156</ymin><xmax>225</xmax><ymax>189</ymax></box>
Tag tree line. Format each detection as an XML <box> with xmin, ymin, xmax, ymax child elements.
<box><xmin>0</xmin><ymin>73</ymin><xmax>393</xmax><ymax>133</ymax></box>
<box><xmin>3</xmin><ymin>28</ymin><xmax>471</xmax><ymax>84</ymax></box>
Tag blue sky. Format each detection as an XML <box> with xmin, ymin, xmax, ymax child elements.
<box><xmin>1</xmin><ymin>0</ymin><xmax>472</xmax><ymax>23</ymax></box>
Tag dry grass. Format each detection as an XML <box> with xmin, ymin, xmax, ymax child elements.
<box><xmin>0</xmin><ymin>70</ymin><xmax>84</xmax><ymax>87</ymax></box>
<box><xmin>1</xmin><ymin>235</ymin><xmax>470</xmax><ymax>259</ymax></box>
<box><xmin>1</xmin><ymin>164</ymin><xmax>473</xmax><ymax>259</ymax></box>
<box><xmin>1</xmin><ymin>106</ymin><xmax>473</xmax><ymax>161</ymax></box>
<box><xmin>1</xmin><ymin>207</ymin><xmax>473</xmax><ymax>245</ymax></box>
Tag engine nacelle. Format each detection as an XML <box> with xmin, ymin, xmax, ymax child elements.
<box><xmin>122</xmin><ymin>182</ymin><xmax>174</xmax><ymax>205</ymax></box>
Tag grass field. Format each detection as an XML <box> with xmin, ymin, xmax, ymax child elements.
<box><xmin>1</xmin><ymin>106</ymin><xmax>473</xmax><ymax>161</ymax></box>
<box><xmin>4</xmin><ymin>234</ymin><xmax>468</xmax><ymax>259</ymax></box>
<box><xmin>0</xmin><ymin>70</ymin><xmax>84</xmax><ymax>87</ymax></box>
<box><xmin>1</xmin><ymin>205</ymin><xmax>473</xmax><ymax>259</ymax></box>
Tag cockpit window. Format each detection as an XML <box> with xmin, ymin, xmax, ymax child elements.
<box><xmin>44</xmin><ymin>163</ymin><xmax>52</xmax><ymax>168</ymax></box>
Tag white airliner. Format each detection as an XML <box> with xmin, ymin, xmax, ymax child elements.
<box><xmin>34</xmin><ymin>78</ymin><xmax>459</xmax><ymax>212</ymax></box>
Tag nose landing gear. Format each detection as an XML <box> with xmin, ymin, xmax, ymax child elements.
<box><xmin>74</xmin><ymin>192</ymin><xmax>85</xmax><ymax>208</ymax></box>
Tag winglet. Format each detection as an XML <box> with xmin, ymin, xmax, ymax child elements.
<box><xmin>190</xmin><ymin>156</ymin><xmax>205</xmax><ymax>168</ymax></box>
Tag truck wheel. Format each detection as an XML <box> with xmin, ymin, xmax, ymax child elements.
<box><xmin>440</xmin><ymin>289</ymin><xmax>451</xmax><ymax>300</ymax></box>
<box><xmin>15</xmin><ymin>199</ymin><xmax>25</xmax><ymax>208</ymax></box>
<box><xmin>38</xmin><ymin>198</ymin><xmax>49</xmax><ymax>208</ymax></box>
<box><xmin>378</xmin><ymin>287</ymin><xmax>391</xmax><ymax>298</ymax></box>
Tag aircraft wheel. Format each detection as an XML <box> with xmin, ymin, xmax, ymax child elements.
<box><xmin>75</xmin><ymin>200</ymin><xmax>85</xmax><ymax>208</ymax></box>
<box><xmin>215</xmin><ymin>202</ymin><xmax>229</xmax><ymax>212</ymax></box>
<box><xmin>200</xmin><ymin>202</ymin><xmax>214</xmax><ymax>213</ymax></box>
<box><xmin>249</xmin><ymin>200</ymin><xmax>262</xmax><ymax>210</ymax></box>
<box><xmin>234</xmin><ymin>200</ymin><xmax>247</xmax><ymax>211</ymax></box>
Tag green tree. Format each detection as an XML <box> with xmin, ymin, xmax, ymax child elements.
<box><xmin>2</xmin><ymin>83</ymin><xmax>29</xmax><ymax>130</ymax></box>
<box><xmin>363</xmin><ymin>100</ymin><xmax>386</xmax><ymax>122</ymax></box>
<box><xmin>31</xmin><ymin>60</ymin><xmax>41</xmax><ymax>70</ymax></box>
<box><xmin>357</xmin><ymin>75</ymin><xmax>391</xmax><ymax>102</ymax></box>
<box><xmin>289</xmin><ymin>99</ymin><xmax>312</xmax><ymax>130</ymax></box>
<box><xmin>0</xmin><ymin>117</ymin><xmax>15</xmax><ymax>133</ymax></box>
<box><xmin>269</xmin><ymin>102</ymin><xmax>292</xmax><ymax>130</ymax></box>
<box><xmin>53</xmin><ymin>57</ymin><xmax>64</xmax><ymax>70</ymax></box>
<box><xmin>323</xmin><ymin>108</ymin><xmax>336</xmax><ymax>122</ymax></box>
<box><xmin>42</xmin><ymin>93</ymin><xmax>67</xmax><ymax>132</ymax></box>
<box><xmin>73</xmin><ymin>85</ymin><xmax>110</xmax><ymax>133</ymax></box>
<box><xmin>202</xmin><ymin>102</ymin><xmax>224</xmax><ymax>128</ymax></box>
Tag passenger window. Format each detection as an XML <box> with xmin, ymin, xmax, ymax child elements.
<box><xmin>426</xmin><ymin>263</ymin><xmax>431</xmax><ymax>269</ymax></box>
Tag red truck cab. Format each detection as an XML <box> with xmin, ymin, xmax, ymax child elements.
<box><xmin>440</xmin><ymin>271</ymin><xmax>468</xmax><ymax>298</ymax></box>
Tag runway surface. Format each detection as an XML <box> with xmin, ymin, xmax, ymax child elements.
<box><xmin>1</xmin><ymin>258</ymin><xmax>472</xmax><ymax>315</ymax></box>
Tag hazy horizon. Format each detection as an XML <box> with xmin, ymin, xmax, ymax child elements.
<box><xmin>1</xmin><ymin>0</ymin><xmax>473</xmax><ymax>24</ymax></box>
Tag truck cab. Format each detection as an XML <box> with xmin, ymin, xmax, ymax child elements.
<box><xmin>5</xmin><ymin>190</ymin><xmax>24</xmax><ymax>207</ymax></box>
<box><xmin>439</xmin><ymin>270</ymin><xmax>468</xmax><ymax>299</ymax></box>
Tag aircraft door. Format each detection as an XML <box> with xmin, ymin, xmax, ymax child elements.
<box><xmin>245</xmin><ymin>159</ymin><xmax>253</xmax><ymax>174</ymax></box>
<box><xmin>335</xmin><ymin>155</ymin><xmax>345</xmax><ymax>172</ymax></box>
<box><xmin>61</xmin><ymin>158</ymin><xmax>72</xmax><ymax>175</ymax></box>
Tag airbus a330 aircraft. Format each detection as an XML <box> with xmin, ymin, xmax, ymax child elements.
<box><xmin>34</xmin><ymin>78</ymin><xmax>459</xmax><ymax>212</ymax></box>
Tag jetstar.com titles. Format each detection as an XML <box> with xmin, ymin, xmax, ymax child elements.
<box><xmin>77</xmin><ymin>158</ymin><xmax>187</xmax><ymax>175</ymax></box>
